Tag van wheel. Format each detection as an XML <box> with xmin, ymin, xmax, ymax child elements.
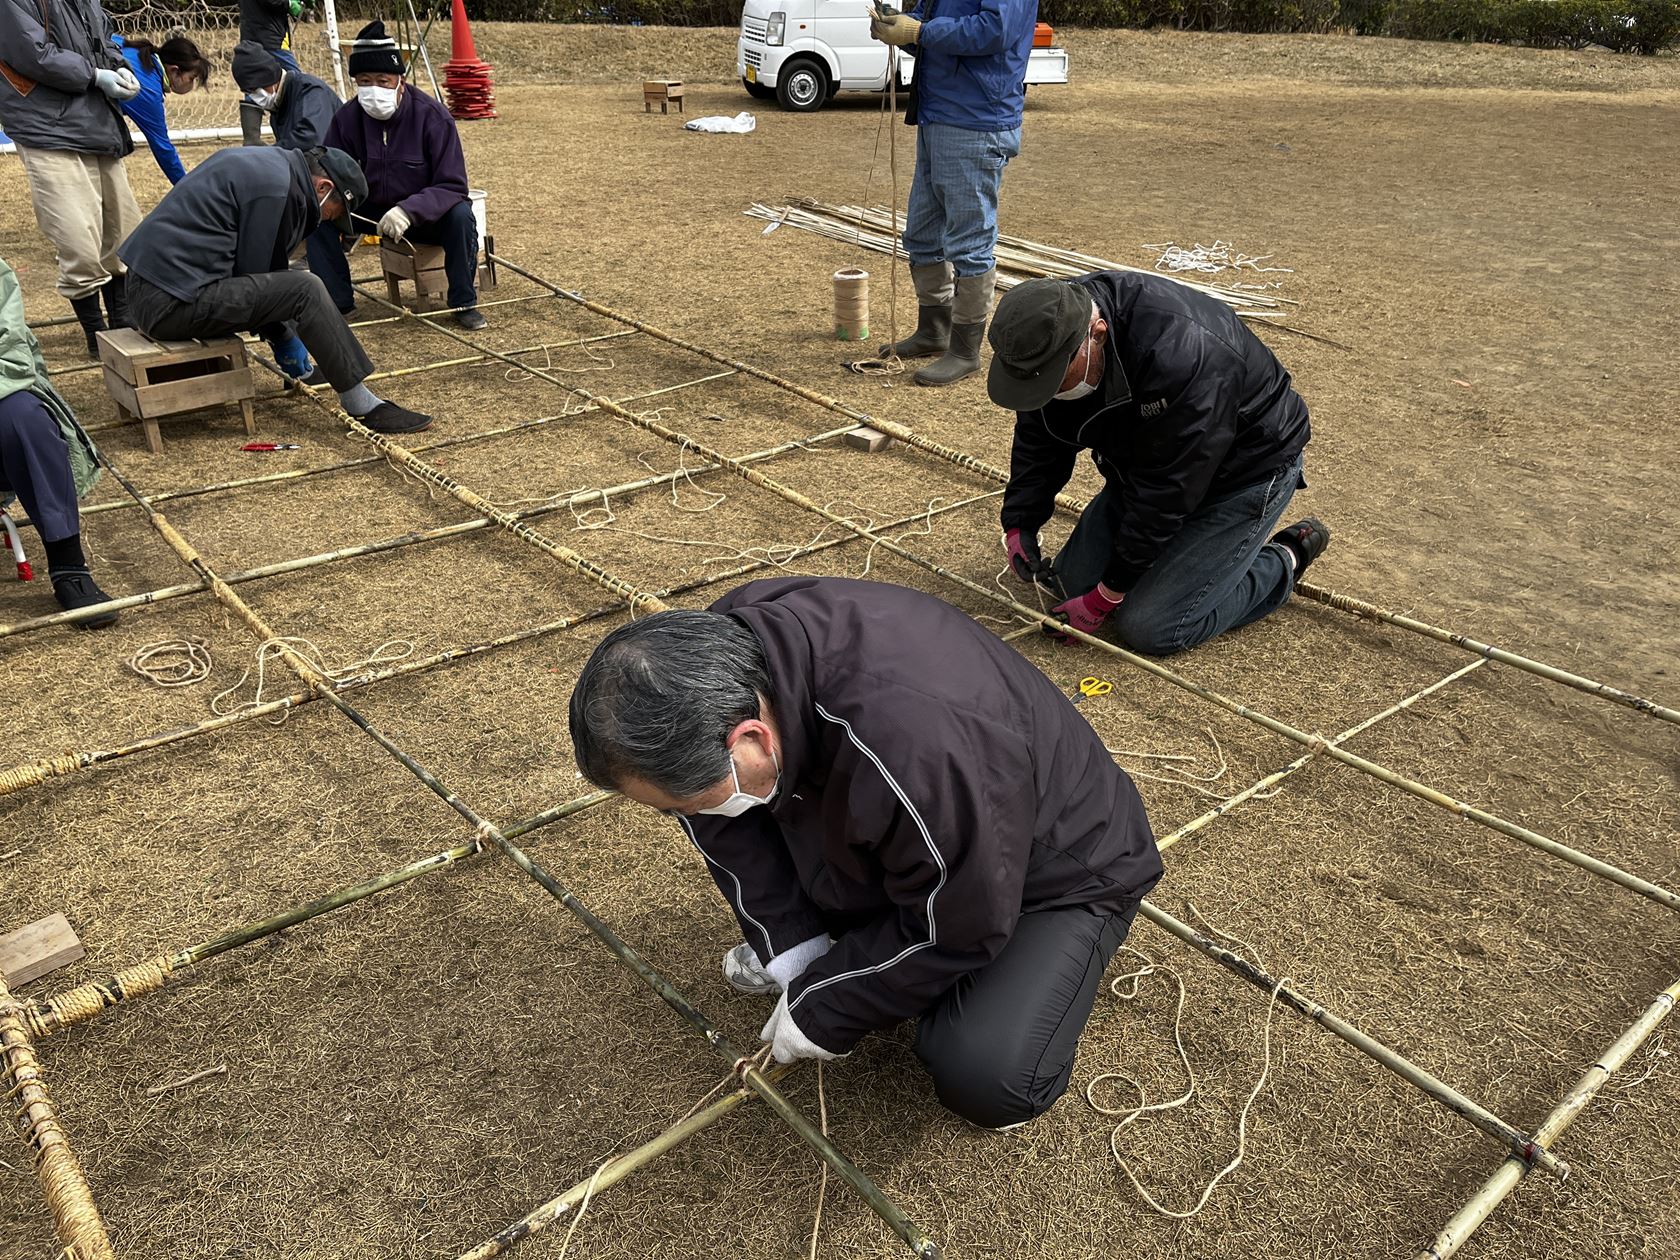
<box><xmin>776</xmin><ymin>58</ymin><xmax>827</xmax><ymax>112</ymax></box>
<box><xmin>743</xmin><ymin>76</ymin><xmax>774</xmax><ymax>100</ymax></box>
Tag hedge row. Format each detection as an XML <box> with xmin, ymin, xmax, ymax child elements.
<box><xmin>443</xmin><ymin>0</ymin><xmax>1680</xmax><ymax>53</ymax></box>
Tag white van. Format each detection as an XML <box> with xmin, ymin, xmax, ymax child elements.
<box><xmin>736</xmin><ymin>0</ymin><xmax>1069</xmax><ymax>112</ymax></box>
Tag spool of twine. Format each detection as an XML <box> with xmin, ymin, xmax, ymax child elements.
<box><xmin>833</xmin><ymin>268</ymin><xmax>869</xmax><ymax>342</ymax></box>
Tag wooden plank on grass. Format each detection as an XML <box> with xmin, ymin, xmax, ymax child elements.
<box><xmin>0</xmin><ymin>913</ymin><xmax>84</xmax><ymax>987</ymax></box>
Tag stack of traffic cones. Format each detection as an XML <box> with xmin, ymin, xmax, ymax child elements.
<box><xmin>442</xmin><ymin>0</ymin><xmax>497</xmax><ymax>120</ymax></box>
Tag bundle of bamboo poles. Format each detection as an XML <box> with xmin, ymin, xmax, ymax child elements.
<box><xmin>744</xmin><ymin>199</ymin><xmax>1295</xmax><ymax>323</ymax></box>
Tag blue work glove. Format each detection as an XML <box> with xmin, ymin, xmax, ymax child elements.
<box><xmin>271</xmin><ymin>334</ymin><xmax>312</xmax><ymax>381</ymax></box>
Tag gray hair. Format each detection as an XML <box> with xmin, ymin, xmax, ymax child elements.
<box><xmin>569</xmin><ymin>610</ymin><xmax>771</xmax><ymax>796</ymax></box>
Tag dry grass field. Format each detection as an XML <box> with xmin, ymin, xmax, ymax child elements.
<box><xmin>2</xmin><ymin>25</ymin><xmax>1678</xmax><ymax>1260</ymax></box>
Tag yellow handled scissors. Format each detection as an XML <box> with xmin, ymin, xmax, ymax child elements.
<box><xmin>1073</xmin><ymin>676</ymin><xmax>1113</xmax><ymax>704</ymax></box>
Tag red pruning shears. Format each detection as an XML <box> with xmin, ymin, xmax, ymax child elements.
<box><xmin>241</xmin><ymin>442</ymin><xmax>301</xmax><ymax>451</ymax></box>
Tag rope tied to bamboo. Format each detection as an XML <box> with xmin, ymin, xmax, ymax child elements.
<box><xmin>210</xmin><ymin>637</ymin><xmax>415</xmax><ymax>722</ymax></box>
<box><xmin>0</xmin><ymin>753</ymin><xmax>81</xmax><ymax>796</ymax></box>
<box><xmin>25</xmin><ymin>957</ymin><xmax>174</xmax><ymax>1039</ymax></box>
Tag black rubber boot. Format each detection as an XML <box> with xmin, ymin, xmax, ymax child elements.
<box><xmin>51</xmin><ymin>568</ymin><xmax>120</xmax><ymax>629</ymax></box>
<box><xmin>102</xmin><ymin>273</ymin><xmax>132</xmax><ymax>329</ymax></box>
<box><xmin>879</xmin><ymin>262</ymin><xmax>954</xmax><ymax>359</ymax></box>
<box><xmin>69</xmin><ymin>295</ymin><xmax>106</xmax><ymax>357</ymax></box>
<box><xmin>913</xmin><ymin>269</ymin><xmax>994</xmax><ymax>387</ymax></box>
<box><xmin>240</xmin><ymin>100</ymin><xmax>264</xmax><ymax>145</ymax></box>
<box><xmin>913</xmin><ymin>320</ymin><xmax>985</xmax><ymax>387</ymax></box>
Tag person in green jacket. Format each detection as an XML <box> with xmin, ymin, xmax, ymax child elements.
<box><xmin>0</xmin><ymin>257</ymin><xmax>117</xmax><ymax>627</ymax></box>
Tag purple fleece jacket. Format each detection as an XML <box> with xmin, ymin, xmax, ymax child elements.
<box><xmin>323</xmin><ymin>85</ymin><xmax>468</xmax><ymax>226</ymax></box>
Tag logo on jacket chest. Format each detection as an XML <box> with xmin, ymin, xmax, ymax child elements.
<box><xmin>1140</xmin><ymin>397</ymin><xmax>1168</xmax><ymax>418</ymax></box>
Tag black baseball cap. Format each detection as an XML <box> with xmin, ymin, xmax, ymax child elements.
<box><xmin>986</xmin><ymin>278</ymin><xmax>1093</xmax><ymax>411</ymax></box>
<box><xmin>312</xmin><ymin>146</ymin><xmax>368</xmax><ymax>235</ymax></box>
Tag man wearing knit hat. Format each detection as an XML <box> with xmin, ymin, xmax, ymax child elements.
<box><xmin>120</xmin><ymin>144</ymin><xmax>434</xmax><ymax>434</ymax></box>
<box><xmin>988</xmin><ymin>272</ymin><xmax>1330</xmax><ymax>656</ymax></box>
<box><xmin>231</xmin><ymin>40</ymin><xmax>339</xmax><ymax>152</ymax></box>
<box><xmin>313</xmin><ymin>20</ymin><xmax>484</xmax><ymax>329</ymax></box>
<box><xmin>237</xmin><ymin>0</ymin><xmax>302</xmax><ymax>145</ymax></box>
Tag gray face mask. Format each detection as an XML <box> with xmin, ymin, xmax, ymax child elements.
<box><xmin>1053</xmin><ymin>327</ymin><xmax>1098</xmax><ymax>401</ymax></box>
<box><xmin>695</xmin><ymin>749</ymin><xmax>781</xmax><ymax>817</ymax></box>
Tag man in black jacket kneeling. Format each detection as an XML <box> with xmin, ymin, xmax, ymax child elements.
<box><xmin>989</xmin><ymin>273</ymin><xmax>1331</xmax><ymax>655</ymax></box>
<box><xmin>569</xmin><ymin>576</ymin><xmax>1162</xmax><ymax>1129</ymax></box>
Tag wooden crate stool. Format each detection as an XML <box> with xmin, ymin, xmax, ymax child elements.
<box><xmin>380</xmin><ymin>240</ymin><xmax>496</xmax><ymax>314</ymax></box>
<box><xmin>96</xmin><ymin>328</ymin><xmax>256</xmax><ymax>455</ymax></box>
<box><xmin>643</xmin><ymin>80</ymin><xmax>684</xmax><ymax>114</ymax></box>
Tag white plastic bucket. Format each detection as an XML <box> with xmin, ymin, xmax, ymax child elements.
<box><xmin>470</xmin><ymin>188</ymin><xmax>488</xmax><ymax>248</ymax></box>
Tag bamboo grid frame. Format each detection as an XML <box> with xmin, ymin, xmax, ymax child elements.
<box><xmin>2</xmin><ymin>256</ymin><xmax>1675</xmax><ymax>1260</ymax></box>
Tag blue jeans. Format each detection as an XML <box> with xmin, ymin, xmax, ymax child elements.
<box><xmin>902</xmin><ymin>123</ymin><xmax>1020</xmax><ymax>277</ymax></box>
<box><xmin>311</xmin><ymin>199</ymin><xmax>480</xmax><ymax>313</ymax></box>
<box><xmin>1054</xmin><ymin>454</ymin><xmax>1306</xmax><ymax>656</ymax></box>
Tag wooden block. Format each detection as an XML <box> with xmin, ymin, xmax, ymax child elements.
<box><xmin>0</xmin><ymin>913</ymin><xmax>84</xmax><ymax>988</ymax></box>
<box><xmin>96</xmin><ymin>328</ymin><xmax>242</xmax><ymax>381</ymax></box>
<box><xmin>842</xmin><ymin>425</ymin><xmax>893</xmax><ymax>453</ymax></box>
<box><xmin>132</xmin><ymin>367</ymin><xmax>254</xmax><ymax>419</ymax></box>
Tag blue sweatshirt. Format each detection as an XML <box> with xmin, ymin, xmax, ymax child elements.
<box><xmin>910</xmin><ymin>0</ymin><xmax>1036</xmax><ymax>133</ymax></box>
<box><xmin>113</xmin><ymin>36</ymin><xmax>184</xmax><ymax>184</ymax></box>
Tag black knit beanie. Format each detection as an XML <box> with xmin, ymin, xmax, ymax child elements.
<box><xmin>347</xmin><ymin>20</ymin><xmax>403</xmax><ymax>77</ymax></box>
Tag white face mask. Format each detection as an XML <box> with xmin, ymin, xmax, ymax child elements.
<box><xmin>695</xmin><ymin>750</ymin><xmax>780</xmax><ymax>818</ymax></box>
<box><xmin>357</xmin><ymin>84</ymin><xmax>400</xmax><ymax>120</ymax></box>
<box><xmin>251</xmin><ymin>84</ymin><xmax>280</xmax><ymax>111</ymax></box>
<box><xmin>1053</xmin><ymin>327</ymin><xmax>1098</xmax><ymax>401</ymax></box>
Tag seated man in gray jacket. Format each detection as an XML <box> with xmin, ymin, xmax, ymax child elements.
<box><xmin>569</xmin><ymin>576</ymin><xmax>1163</xmax><ymax>1129</ymax></box>
<box><xmin>119</xmin><ymin>144</ymin><xmax>432</xmax><ymax>435</ymax></box>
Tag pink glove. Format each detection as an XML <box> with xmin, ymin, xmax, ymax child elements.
<box><xmin>1048</xmin><ymin>586</ymin><xmax>1121</xmax><ymax>643</ymax></box>
<box><xmin>1004</xmin><ymin>528</ymin><xmax>1062</xmax><ymax>594</ymax></box>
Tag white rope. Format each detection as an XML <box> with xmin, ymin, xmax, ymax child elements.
<box><xmin>1088</xmin><ymin>909</ymin><xmax>1288</xmax><ymax>1219</ymax></box>
<box><xmin>210</xmin><ymin>636</ymin><xmax>415</xmax><ymax>723</ymax></box>
<box><xmin>127</xmin><ymin>637</ymin><xmax>213</xmax><ymax>687</ymax></box>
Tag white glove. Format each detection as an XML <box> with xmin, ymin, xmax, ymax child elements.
<box><xmin>94</xmin><ymin>67</ymin><xmax>141</xmax><ymax>101</ymax></box>
<box><xmin>765</xmin><ymin>933</ymin><xmax>833</xmax><ymax>990</ymax></box>
<box><xmin>760</xmin><ymin>991</ymin><xmax>838</xmax><ymax>1064</ymax></box>
<box><xmin>378</xmin><ymin>207</ymin><xmax>411</xmax><ymax>240</ymax></box>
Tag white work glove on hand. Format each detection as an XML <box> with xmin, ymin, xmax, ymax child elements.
<box><xmin>94</xmin><ymin>67</ymin><xmax>141</xmax><ymax>100</ymax></box>
<box><xmin>870</xmin><ymin>12</ymin><xmax>922</xmax><ymax>45</ymax></box>
<box><xmin>378</xmin><ymin>207</ymin><xmax>411</xmax><ymax>240</ymax></box>
<box><xmin>760</xmin><ymin>991</ymin><xmax>838</xmax><ymax>1065</ymax></box>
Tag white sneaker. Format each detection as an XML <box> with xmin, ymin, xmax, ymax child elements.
<box><xmin>722</xmin><ymin>941</ymin><xmax>779</xmax><ymax>996</ymax></box>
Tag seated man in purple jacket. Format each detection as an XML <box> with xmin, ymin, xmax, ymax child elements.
<box><xmin>312</xmin><ymin>20</ymin><xmax>483</xmax><ymax>329</ymax></box>
<box><xmin>569</xmin><ymin>577</ymin><xmax>1163</xmax><ymax>1129</ymax></box>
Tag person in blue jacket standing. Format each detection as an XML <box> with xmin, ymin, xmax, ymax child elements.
<box><xmin>870</xmin><ymin>0</ymin><xmax>1035</xmax><ymax>387</ymax></box>
<box><xmin>112</xmin><ymin>34</ymin><xmax>212</xmax><ymax>185</ymax></box>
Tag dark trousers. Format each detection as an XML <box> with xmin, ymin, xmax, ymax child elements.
<box><xmin>1054</xmin><ymin>453</ymin><xmax>1306</xmax><ymax>657</ymax></box>
<box><xmin>914</xmin><ymin>902</ymin><xmax>1135</xmax><ymax>1128</ymax></box>
<box><xmin>310</xmin><ymin>199</ymin><xmax>479</xmax><ymax>313</ymax></box>
<box><xmin>128</xmin><ymin>270</ymin><xmax>374</xmax><ymax>394</ymax></box>
<box><xmin>0</xmin><ymin>390</ymin><xmax>79</xmax><ymax>542</ymax></box>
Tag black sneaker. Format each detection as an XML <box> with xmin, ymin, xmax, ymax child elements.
<box><xmin>454</xmin><ymin>308</ymin><xmax>487</xmax><ymax>331</ymax></box>
<box><xmin>1272</xmin><ymin>517</ymin><xmax>1331</xmax><ymax>575</ymax></box>
<box><xmin>357</xmin><ymin>401</ymin><xmax>434</xmax><ymax>435</ymax></box>
<box><xmin>51</xmin><ymin>569</ymin><xmax>120</xmax><ymax>629</ymax></box>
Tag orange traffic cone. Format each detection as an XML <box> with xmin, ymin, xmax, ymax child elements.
<box><xmin>443</xmin><ymin>0</ymin><xmax>496</xmax><ymax>120</ymax></box>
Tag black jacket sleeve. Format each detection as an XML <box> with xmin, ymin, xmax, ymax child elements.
<box><xmin>679</xmin><ymin>810</ymin><xmax>829</xmax><ymax>964</ymax></box>
<box><xmin>783</xmin><ymin>696</ymin><xmax>1036</xmax><ymax>1054</ymax></box>
<box><xmin>999</xmin><ymin>408</ymin><xmax>1078</xmax><ymax>536</ymax></box>
<box><xmin>1103</xmin><ymin>340</ymin><xmax>1239</xmax><ymax>591</ymax></box>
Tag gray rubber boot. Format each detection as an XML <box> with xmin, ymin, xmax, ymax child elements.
<box><xmin>240</xmin><ymin>101</ymin><xmax>264</xmax><ymax>145</ymax></box>
<box><xmin>879</xmin><ymin>262</ymin><xmax>954</xmax><ymax>358</ymax></box>
<box><xmin>913</xmin><ymin>269</ymin><xmax>994</xmax><ymax>387</ymax></box>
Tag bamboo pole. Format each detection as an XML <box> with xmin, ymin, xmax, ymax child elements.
<box><xmin>58</xmin><ymin>367</ymin><xmax>740</xmax><ymax>523</ymax></box>
<box><xmin>0</xmin><ymin>414</ymin><xmax>856</xmax><ymax>641</ymax></box>
<box><xmin>1416</xmin><ymin>976</ymin><xmax>1680</xmax><ymax>1259</ymax></box>
<box><xmin>1158</xmin><ymin>659</ymin><xmax>1490</xmax><ymax>853</ymax></box>
<box><xmin>456</xmin><ymin>1067</ymin><xmax>791</xmax><ymax>1260</ymax></box>
<box><xmin>404</xmin><ymin>308</ymin><xmax>1680</xmax><ymax>914</ymax></box>
<box><xmin>1294</xmin><ymin>582</ymin><xmax>1680</xmax><ymax>727</ymax></box>
<box><xmin>1134</xmin><ymin>900</ymin><xmax>1568</xmax><ymax>1177</ymax></box>
<box><xmin>362</xmin><ymin>330</ymin><xmax>634</xmax><ymax>382</ymax></box>
<box><xmin>0</xmin><ymin>490</ymin><xmax>995</xmax><ymax>799</ymax></box>
<box><xmin>0</xmin><ymin>973</ymin><xmax>117</xmax><ymax>1260</ymax></box>
<box><xmin>484</xmin><ymin>254</ymin><xmax>1086</xmax><ymax>516</ymax></box>
<box><xmin>494</xmin><ymin>253</ymin><xmax>1675</xmax><ymax>735</ymax></box>
<box><xmin>95</xmin><ymin>449</ymin><xmax>940</xmax><ymax>1259</ymax></box>
<box><xmin>23</xmin><ymin>791</ymin><xmax>614</xmax><ymax>1038</ymax></box>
